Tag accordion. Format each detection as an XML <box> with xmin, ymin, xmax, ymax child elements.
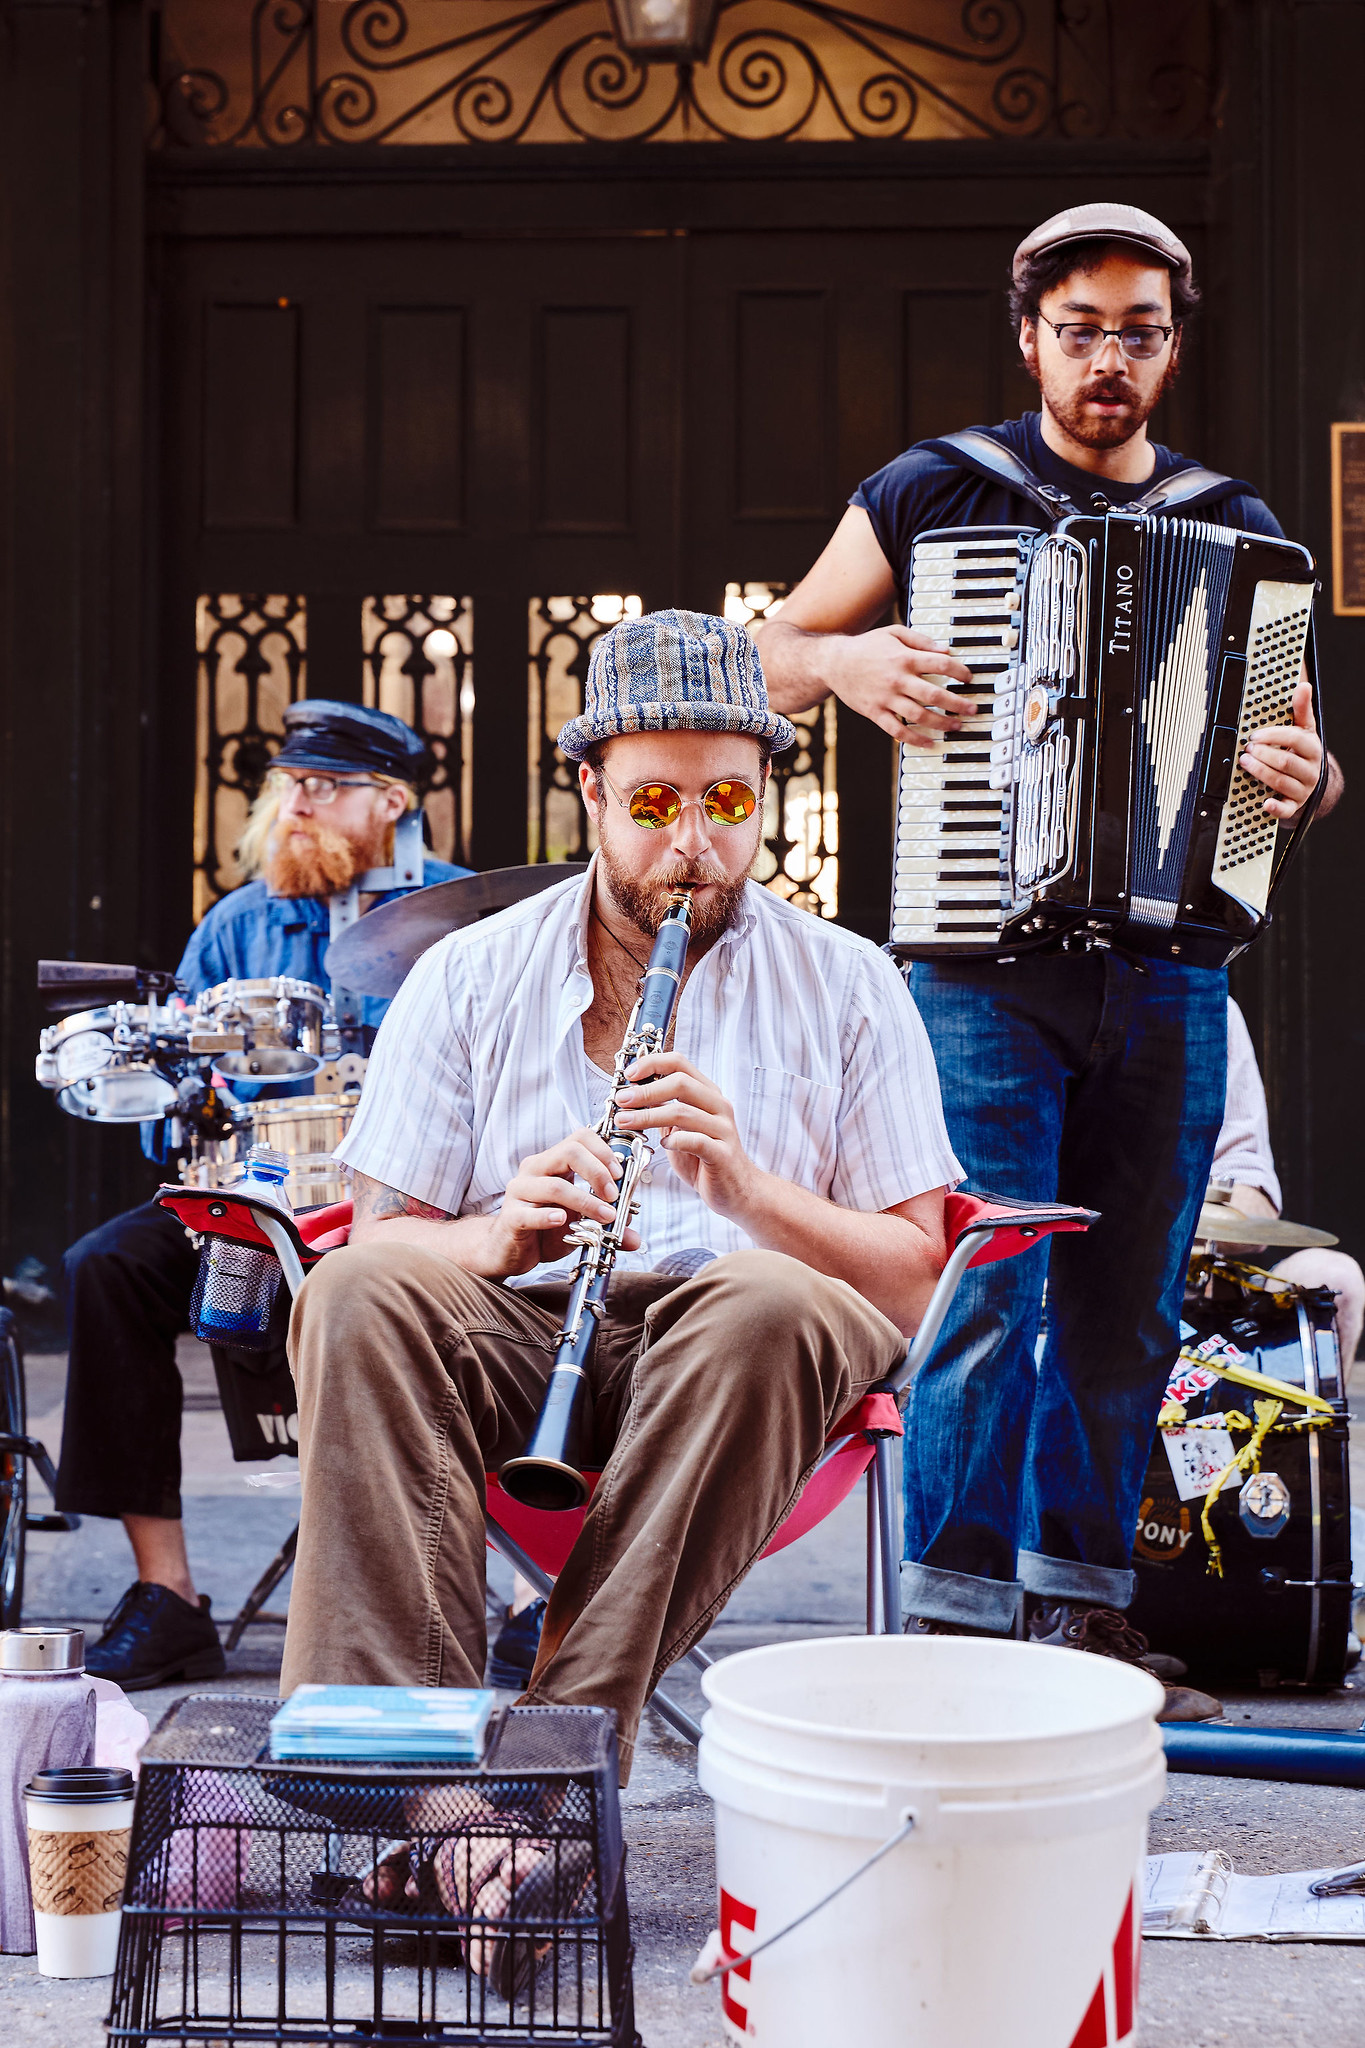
<box><xmin>889</xmin><ymin>514</ymin><xmax>1320</xmax><ymax>968</ymax></box>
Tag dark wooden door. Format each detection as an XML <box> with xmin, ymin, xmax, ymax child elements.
<box><xmin>152</xmin><ymin>186</ymin><xmax>1209</xmax><ymax>959</ymax></box>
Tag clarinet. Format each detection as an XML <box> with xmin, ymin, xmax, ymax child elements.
<box><xmin>499</xmin><ymin>886</ymin><xmax>694</xmax><ymax>1512</ymax></box>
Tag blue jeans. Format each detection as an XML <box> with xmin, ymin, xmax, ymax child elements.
<box><xmin>903</xmin><ymin>952</ymin><xmax>1228</xmax><ymax>1632</ymax></box>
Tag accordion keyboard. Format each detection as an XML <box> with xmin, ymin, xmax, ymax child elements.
<box><xmin>891</xmin><ymin>532</ymin><xmax>1023</xmax><ymax>947</ymax></box>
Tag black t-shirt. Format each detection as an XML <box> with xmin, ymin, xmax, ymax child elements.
<box><xmin>852</xmin><ymin>411</ymin><xmax>1284</xmax><ymax>608</ymax></box>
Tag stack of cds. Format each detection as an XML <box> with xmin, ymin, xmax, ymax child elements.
<box><xmin>269</xmin><ymin>1686</ymin><xmax>496</xmax><ymax>1763</ymax></box>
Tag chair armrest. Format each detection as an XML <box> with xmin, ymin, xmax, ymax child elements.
<box><xmin>157</xmin><ymin>1185</ymin><xmax>314</xmax><ymax>1263</ymax></box>
<box><xmin>945</xmin><ymin>1189</ymin><xmax>1098</xmax><ymax>1268</ymax></box>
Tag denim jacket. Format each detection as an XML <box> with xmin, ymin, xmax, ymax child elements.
<box><xmin>175</xmin><ymin>860</ymin><xmax>470</xmax><ymax>1042</ymax></box>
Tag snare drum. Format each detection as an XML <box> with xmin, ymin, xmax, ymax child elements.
<box><xmin>36</xmin><ymin>1005</ymin><xmax>188</xmax><ymax>1124</ymax></box>
<box><xmin>183</xmin><ymin>1094</ymin><xmax>356</xmax><ymax>1210</ymax></box>
<box><xmin>200</xmin><ymin>978</ymin><xmax>326</xmax><ymax>1056</ymax></box>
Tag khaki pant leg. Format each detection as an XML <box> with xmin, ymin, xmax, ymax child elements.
<box><xmin>280</xmin><ymin>1241</ymin><xmax>560</xmax><ymax>1696</ymax></box>
<box><xmin>525</xmin><ymin>1248</ymin><xmax>905</xmax><ymax>1773</ymax></box>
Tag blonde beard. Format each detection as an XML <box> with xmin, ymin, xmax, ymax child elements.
<box><xmin>264</xmin><ymin>818</ymin><xmax>371</xmax><ymax>898</ymax></box>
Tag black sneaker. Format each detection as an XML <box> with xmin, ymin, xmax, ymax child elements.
<box><xmin>486</xmin><ymin>1598</ymin><xmax>546</xmax><ymax>1690</ymax></box>
<box><xmin>85</xmin><ymin>1581</ymin><xmax>226</xmax><ymax>1691</ymax></box>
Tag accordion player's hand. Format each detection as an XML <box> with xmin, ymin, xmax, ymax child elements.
<box><xmin>826</xmin><ymin>624</ymin><xmax>977</xmax><ymax>746</ymax></box>
<box><xmin>1240</xmin><ymin>678</ymin><xmax>1322</xmax><ymax>822</ymax></box>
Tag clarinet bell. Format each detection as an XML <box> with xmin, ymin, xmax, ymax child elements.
<box><xmin>499</xmin><ymin>1369</ymin><xmax>594</xmax><ymax>1512</ymax></box>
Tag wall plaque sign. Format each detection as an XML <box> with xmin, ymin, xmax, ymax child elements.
<box><xmin>1330</xmin><ymin>421</ymin><xmax>1365</xmax><ymax>615</ymax></box>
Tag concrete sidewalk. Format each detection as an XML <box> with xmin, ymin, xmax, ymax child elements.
<box><xmin>3</xmin><ymin>1339</ymin><xmax>1364</xmax><ymax>2045</ymax></box>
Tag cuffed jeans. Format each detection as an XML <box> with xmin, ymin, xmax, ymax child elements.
<box><xmin>281</xmin><ymin>1243</ymin><xmax>903</xmax><ymax>1777</ymax></box>
<box><xmin>903</xmin><ymin>952</ymin><xmax>1228</xmax><ymax>1633</ymax></box>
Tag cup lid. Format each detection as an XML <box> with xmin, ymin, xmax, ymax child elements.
<box><xmin>1</xmin><ymin>1626</ymin><xmax>84</xmax><ymax>1672</ymax></box>
<box><xmin>26</xmin><ymin>1765</ymin><xmax>135</xmax><ymax>1803</ymax></box>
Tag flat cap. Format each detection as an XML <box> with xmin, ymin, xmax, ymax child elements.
<box><xmin>556</xmin><ymin>608</ymin><xmax>796</xmax><ymax>762</ymax></box>
<box><xmin>1013</xmin><ymin>203</ymin><xmax>1192</xmax><ymax>286</ymax></box>
<box><xmin>275</xmin><ymin>700</ymin><xmax>431</xmax><ymax>782</ymax></box>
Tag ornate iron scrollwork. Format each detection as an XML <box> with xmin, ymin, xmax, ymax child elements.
<box><xmin>725</xmin><ymin>582</ymin><xmax>837</xmax><ymax>917</ymax></box>
<box><xmin>155</xmin><ymin>0</ymin><xmax>1215</xmax><ymax>149</ymax></box>
<box><xmin>194</xmin><ymin>593</ymin><xmax>307</xmax><ymax>919</ymax></box>
<box><xmin>361</xmin><ymin>595</ymin><xmax>474</xmax><ymax>868</ymax></box>
<box><xmin>527</xmin><ymin>594</ymin><xmax>642</xmax><ymax>864</ymax></box>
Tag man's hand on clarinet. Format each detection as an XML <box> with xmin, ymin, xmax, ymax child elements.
<box><xmin>490</xmin><ymin>1130</ymin><xmax>641</xmax><ymax>1277</ymax></box>
<box><xmin>824</xmin><ymin>626</ymin><xmax>977</xmax><ymax>746</ymax></box>
<box><xmin>1240</xmin><ymin>679</ymin><xmax>1322</xmax><ymax>822</ymax></box>
<box><xmin>614</xmin><ymin>1054</ymin><xmax>760</xmax><ymax>1222</ymax></box>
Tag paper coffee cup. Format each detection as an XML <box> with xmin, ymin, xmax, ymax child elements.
<box><xmin>25</xmin><ymin>1766</ymin><xmax>136</xmax><ymax>1977</ymax></box>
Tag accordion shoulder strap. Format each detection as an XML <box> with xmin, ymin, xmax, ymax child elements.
<box><xmin>1128</xmin><ymin>464</ymin><xmax>1241</xmax><ymax>516</ymax></box>
<box><xmin>925</xmin><ymin>429</ymin><xmax>1244</xmax><ymax>526</ymax></box>
<box><xmin>923</xmin><ymin>430</ymin><xmax>1075</xmax><ymax>525</ymax></box>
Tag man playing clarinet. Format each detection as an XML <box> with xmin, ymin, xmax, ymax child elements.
<box><xmin>284</xmin><ymin>610</ymin><xmax>961</xmax><ymax>1783</ymax></box>
<box><xmin>753</xmin><ymin>205</ymin><xmax>1324</xmax><ymax>1718</ymax></box>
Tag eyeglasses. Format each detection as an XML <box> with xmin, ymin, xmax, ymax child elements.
<box><xmin>265</xmin><ymin>768</ymin><xmax>385</xmax><ymax>805</ymax></box>
<box><xmin>599</xmin><ymin>767</ymin><xmax>760</xmax><ymax>830</ymax></box>
<box><xmin>1040</xmin><ymin>316</ymin><xmax>1175</xmax><ymax>361</ymax></box>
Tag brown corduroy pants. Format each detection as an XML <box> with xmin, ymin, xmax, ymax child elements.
<box><xmin>281</xmin><ymin>1242</ymin><xmax>904</xmax><ymax>1775</ymax></box>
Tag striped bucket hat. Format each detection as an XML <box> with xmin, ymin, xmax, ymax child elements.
<box><xmin>556</xmin><ymin>608</ymin><xmax>796</xmax><ymax>761</ymax></box>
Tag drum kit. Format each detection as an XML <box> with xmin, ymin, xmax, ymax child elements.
<box><xmin>34</xmin><ymin>865</ymin><xmax>587</xmax><ymax>1207</ymax></box>
<box><xmin>1128</xmin><ymin>1182</ymin><xmax>1351</xmax><ymax>1688</ymax></box>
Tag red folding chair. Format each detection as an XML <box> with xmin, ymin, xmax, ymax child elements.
<box><xmin>158</xmin><ymin>1184</ymin><xmax>1096</xmax><ymax>1739</ymax></box>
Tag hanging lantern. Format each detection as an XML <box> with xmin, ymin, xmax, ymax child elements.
<box><xmin>607</xmin><ymin>0</ymin><xmax>719</xmax><ymax>65</ymax></box>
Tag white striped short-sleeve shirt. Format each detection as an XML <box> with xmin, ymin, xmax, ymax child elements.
<box><xmin>333</xmin><ymin>862</ymin><xmax>963</xmax><ymax>1284</ymax></box>
<box><xmin>1212</xmin><ymin>997</ymin><xmax>1282</xmax><ymax>1212</ymax></box>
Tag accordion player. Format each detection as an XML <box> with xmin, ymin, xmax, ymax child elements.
<box><xmin>889</xmin><ymin>513</ymin><xmax>1322</xmax><ymax>969</ymax></box>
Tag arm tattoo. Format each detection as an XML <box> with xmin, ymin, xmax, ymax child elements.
<box><xmin>351</xmin><ymin>1171</ymin><xmax>454</xmax><ymax>1225</ymax></box>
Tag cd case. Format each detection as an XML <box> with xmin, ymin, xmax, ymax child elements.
<box><xmin>269</xmin><ymin>1685</ymin><xmax>497</xmax><ymax>1762</ymax></box>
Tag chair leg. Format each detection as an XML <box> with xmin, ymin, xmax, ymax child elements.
<box><xmin>866</xmin><ymin>1464</ymin><xmax>881</xmax><ymax>1634</ymax></box>
<box><xmin>873</xmin><ymin>1437</ymin><xmax>901</xmax><ymax>1636</ymax></box>
<box><xmin>648</xmin><ymin>1685</ymin><xmax>702</xmax><ymax>1745</ymax></box>
<box><xmin>226</xmin><ymin>1524</ymin><xmax>299</xmax><ymax>1652</ymax></box>
<box><xmin>685</xmin><ymin>1642</ymin><xmax>715</xmax><ymax>1671</ymax></box>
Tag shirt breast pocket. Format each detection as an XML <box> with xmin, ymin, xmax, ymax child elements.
<box><xmin>744</xmin><ymin>1067</ymin><xmax>840</xmax><ymax>1192</ymax></box>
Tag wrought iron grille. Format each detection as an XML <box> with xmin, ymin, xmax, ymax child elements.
<box><xmin>194</xmin><ymin>593</ymin><xmax>307</xmax><ymax>920</ymax></box>
<box><xmin>725</xmin><ymin>581</ymin><xmax>837</xmax><ymax>916</ymax></box>
<box><xmin>361</xmin><ymin>594</ymin><xmax>474</xmax><ymax>867</ymax></box>
<box><xmin>154</xmin><ymin>0</ymin><xmax>1217</xmax><ymax>149</ymax></box>
<box><xmin>527</xmin><ymin>594</ymin><xmax>642</xmax><ymax>864</ymax></box>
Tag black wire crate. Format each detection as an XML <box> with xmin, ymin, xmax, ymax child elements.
<box><xmin>107</xmin><ymin>1695</ymin><xmax>639</xmax><ymax>2047</ymax></box>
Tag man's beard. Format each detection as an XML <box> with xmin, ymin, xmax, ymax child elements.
<box><xmin>597</xmin><ymin>840</ymin><xmax>751</xmax><ymax>950</ymax></box>
<box><xmin>265</xmin><ymin>817</ymin><xmax>369</xmax><ymax>898</ymax></box>
<box><xmin>1035</xmin><ymin>356</ymin><xmax>1179</xmax><ymax>452</ymax></box>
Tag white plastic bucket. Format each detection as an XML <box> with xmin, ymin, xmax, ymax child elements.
<box><xmin>698</xmin><ymin>1635</ymin><xmax>1165</xmax><ymax>2048</ymax></box>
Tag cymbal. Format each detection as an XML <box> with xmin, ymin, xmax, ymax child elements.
<box><xmin>324</xmin><ymin>864</ymin><xmax>589</xmax><ymax>998</ymax></box>
<box><xmin>1194</xmin><ymin>1204</ymin><xmax>1338</xmax><ymax>1250</ymax></box>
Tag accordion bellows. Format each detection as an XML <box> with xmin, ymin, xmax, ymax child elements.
<box><xmin>891</xmin><ymin>515</ymin><xmax>1318</xmax><ymax>968</ymax></box>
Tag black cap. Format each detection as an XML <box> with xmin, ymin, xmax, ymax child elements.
<box><xmin>274</xmin><ymin>701</ymin><xmax>431</xmax><ymax>783</ymax></box>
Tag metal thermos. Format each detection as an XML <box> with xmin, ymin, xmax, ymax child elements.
<box><xmin>0</xmin><ymin>1628</ymin><xmax>96</xmax><ymax>1954</ymax></box>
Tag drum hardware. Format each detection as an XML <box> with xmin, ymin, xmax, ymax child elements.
<box><xmin>37</xmin><ymin>959</ymin><xmax>179</xmax><ymax>1015</ymax></box>
<box><xmin>1239</xmin><ymin>1471</ymin><xmax>1291</xmax><ymax>1537</ymax></box>
<box><xmin>327</xmin><ymin>808</ymin><xmax>427</xmax><ymax>1045</ymax></box>
<box><xmin>324</xmin><ymin>863</ymin><xmax>590</xmax><ymax>999</ymax></box>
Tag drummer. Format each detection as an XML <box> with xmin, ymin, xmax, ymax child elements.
<box><xmin>53</xmin><ymin>701</ymin><xmax>468</xmax><ymax>1690</ymax></box>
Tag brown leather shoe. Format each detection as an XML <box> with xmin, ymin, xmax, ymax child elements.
<box><xmin>1156</xmin><ymin>1684</ymin><xmax>1224</xmax><ymax>1723</ymax></box>
<box><xmin>1027</xmin><ymin>1600</ymin><xmax>1150</xmax><ymax>1662</ymax></box>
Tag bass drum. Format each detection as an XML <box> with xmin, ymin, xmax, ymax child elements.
<box><xmin>183</xmin><ymin>1094</ymin><xmax>356</xmax><ymax>1211</ymax></box>
<box><xmin>1129</xmin><ymin>1278</ymin><xmax>1352</xmax><ymax>1688</ymax></box>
